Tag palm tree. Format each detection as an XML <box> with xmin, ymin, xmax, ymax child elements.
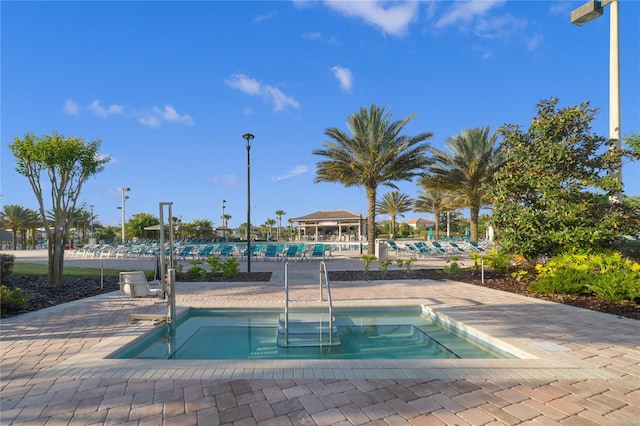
<box><xmin>275</xmin><ymin>210</ymin><xmax>286</xmax><ymax>241</ymax></box>
<box><xmin>1</xmin><ymin>204</ymin><xmax>32</xmax><ymax>249</ymax></box>
<box><xmin>288</xmin><ymin>218</ymin><xmax>295</xmax><ymax>241</ymax></box>
<box><xmin>423</xmin><ymin>126</ymin><xmax>504</xmax><ymax>242</ymax></box>
<box><xmin>376</xmin><ymin>191</ymin><xmax>413</xmax><ymax>240</ymax></box>
<box><xmin>414</xmin><ymin>186</ymin><xmax>462</xmax><ymax>241</ymax></box>
<box><xmin>265</xmin><ymin>218</ymin><xmax>276</xmax><ymax>240</ymax></box>
<box><xmin>313</xmin><ymin>104</ymin><xmax>433</xmax><ymax>254</ymax></box>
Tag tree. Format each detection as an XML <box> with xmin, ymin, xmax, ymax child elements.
<box><xmin>624</xmin><ymin>131</ymin><xmax>640</xmax><ymax>153</ymax></box>
<box><xmin>422</xmin><ymin>126</ymin><xmax>504</xmax><ymax>242</ymax></box>
<box><xmin>265</xmin><ymin>218</ymin><xmax>276</xmax><ymax>240</ymax></box>
<box><xmin>275</xmin><ymin>210</ymin><xmax>286</xmax><ymax>241</ymax></box>
<box><xmin>126</xmin><ymin>213</ymin><xmax>159</xmax><ymax>239</ymax></box>
<box><xmin>376</xmin><ymin>191</ymin><xmax>413</xmax><ymax>239</ymax></box>
<box><xmin>413</xmin><ymin>186</ymin><xmax>461</xmax><ymax>241</ymax></box>
<box><xmin>489</xmin><ymin>98</ymin><xmax>640</xmax><ymax>258</ymax></box>
<box><xmin>10</xmin><ymin>131</ymin><xmax>110</xmax><ymax>286</ymax></box>
<box><xmin>0</xmin><ymin>204</ymin><xmax>33</xmax><ymax>249</ymax></box>
<box><xmin>314</xmin><ymin>104</ymin><xmax>433</xmax><ymax>254</ymax></box>
<box><xmin>94</xmin><ymin>225</ymin><xmax>118</xmax><ymax>242</ymax></box>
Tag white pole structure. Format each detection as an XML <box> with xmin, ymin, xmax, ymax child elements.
<box><xmin>120</xmin><ymin>187</ymin><xmax>130</xmax><ymax>241</ymax></box>
<box><xmin>571</xmin><ymin>0</ymin><xmax>622</xmax><ymax>203</ymax></box>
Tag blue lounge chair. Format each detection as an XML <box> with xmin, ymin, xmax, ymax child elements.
<box><xmin>262</xmin><ymin>244</ymin><xmax>278</xmax><ymax>262</ymax></box>
<box><xmin>282</xmin><ymin>245</ymin><xmax>299</xmax><ymax>262</ymax></box>
<box><xmin>309</xmin><ymin>244</ymin><xmax>325</xmax><ymax>261</ymax></box>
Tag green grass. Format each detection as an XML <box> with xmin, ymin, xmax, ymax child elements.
<box><xmin>12</xmin><ymin>263</ymin><xmax>135</xmax><ymax>278</ymax></box>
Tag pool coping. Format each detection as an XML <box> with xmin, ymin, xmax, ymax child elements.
<box><xmin>44</xmin><ymin>296</ymin><xmax>620</xmax><ymax>382</ymax></box>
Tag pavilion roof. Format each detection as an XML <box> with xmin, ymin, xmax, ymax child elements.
<box><xmin>291</xmin><ymin>210</ymin><xmax>361</xmax><ymax>222</ymax></box>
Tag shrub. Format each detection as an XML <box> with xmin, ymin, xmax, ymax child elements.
<box><xmin>1</xmin><ymin>254</ymin><xmax>15</xmax><ymax>285</ymax></box>
<box><xmin>528</xmin><ymin>268</ymin><xmax>589</xmax><ymax>295</ymax></box>
<box><xmin>221</xmin><ymin>257</ymin><xmax>240</xmax><ymax>277</ymax></box>
<box><xmin>379</xmin><ymin>259</ymin><xmax>393</xmax><ymax>274</ymax></box>
<box><xmin>0</xmin><ymin>285</ymin><xmax>28</xmax><ymax>317</ymax></box>
<box><xmin>442</xmin><ymin>256</ymin><xmax>463</xmax><ymax>275</ymax></box>
<box><xmin>529</xmin><ymin>250</ymin><xmax>640</xmax><ymax>301</ymax></box>
<box><xmin>587</xmin><ymin>270</ymin><xmax>640</xmax><ymax>302</ymax></box>
<box><xmin>482</xmin><ymin>248</ymin><xmax>511</xmax><ymax>272</ymax></box>
<box><xmin>361</xmin><ymin>255</ymin><xmax>377</xmax><ymax>272</ymax></box>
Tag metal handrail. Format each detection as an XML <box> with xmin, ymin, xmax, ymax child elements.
<box><xmin>283</xmin><ymin>261</ymin><xmax>334</xmax><ymax>345</ymax></box>
<box><xmin>319</xmin><ymin>261</ymin><xmax>334</xmax><ymax>343</ymax></box>
<box><xmin>284</xmin><ymin>262</ymin><xmax>289</xmax><ymax>343</ymax></box>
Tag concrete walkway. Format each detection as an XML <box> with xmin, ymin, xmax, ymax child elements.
<box><xmin>1</xmin><ymin>251</ymin><xmax>639</xmax><ymax>425</ymax></box>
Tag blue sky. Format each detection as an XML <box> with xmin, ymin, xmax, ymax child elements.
<box><xmin>2</xmin><ymin>1</ymin><xmax>639</xmax><ymax>230</ymax></box>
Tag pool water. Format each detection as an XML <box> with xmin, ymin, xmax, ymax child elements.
<box><xmin>113</xmin><ymin>307</ymin><xmax>515</xmax><ymax>360</ymax></box>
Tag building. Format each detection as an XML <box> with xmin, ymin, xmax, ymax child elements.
<box><xmin>403</xmin><ymin>218</ymin><xmax>435</xmax><ymax>231</ymax></box>
<box><xmin>290</xmin><ymin>210</ymin><xmax>365</xmax><ymax>242</ymax></box>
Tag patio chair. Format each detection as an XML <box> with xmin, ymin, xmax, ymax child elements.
<box><xmin>282</xmin><ymin>245</ymin><xmax>299</xmax><ymax>262</ymax></box>
<box><xmin>119</xmin><ymin>271</ymin><xmax>162</xmax><ymax>298</ymax></box>
<box><xmin>308</xmin><ymin>244</ymin><xmax>326</xmax><ymax>261</ymax></box>
<box><xmin>262</xmin><ymin>244</ymin><xmax>279</xmax><ymax>261</ymax></box>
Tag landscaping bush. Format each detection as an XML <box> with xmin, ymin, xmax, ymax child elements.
<box><xmin>529</xmin><ymin>250</ymin><xmax>640</xmax><ymax>302</ymax></box>
<box><xmin>1</xmin><ymin>254</ymin><xmax>15</xmax><ymax>285</ymax></box>
<box><xmin>0</xmin><ymin>285</ymin><xmax>28</xmax><ymax>317</ymax></box>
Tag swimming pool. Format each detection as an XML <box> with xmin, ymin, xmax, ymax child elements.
<box><xmin>112</xmin><ymin>307</ymin><xmax>516</xmax><ymax>360</ymax></box>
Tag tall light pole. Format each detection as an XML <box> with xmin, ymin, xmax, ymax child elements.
<box><xmin>221</xmin><ymin>199</ymin><xmax>226</xmax><ymax>240</ymax></box>
<box><xmin>121</xmin><ymin>187</ymin><xmax>130</xmax><ymax>241</ymax></box>
<box><xmin>89</xmin><ymin>204</ymin><xmax>95</xmax><ymax>238</ymax></box>
<box><xmin>571</xmin><ymin>0</ymin><xmax>622</xmax><ymax>203</ymax></box>
<box><xmin>243</xmin><ymin>133</ymin><xmax>254</xmax><ymax>273</ymax></box>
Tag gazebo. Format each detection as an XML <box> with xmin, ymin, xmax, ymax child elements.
<box><xmin>290</xmin><ymin>210</ymin><xmax>365</xmax><ymax>242</ymax></box>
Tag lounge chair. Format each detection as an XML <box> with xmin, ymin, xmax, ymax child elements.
<box><xmin>119</xmin><ymin>271</ymin><xmax>162</xmax><ymax>298</ymax></box>
<box><xmin>282</xmin><ymin>245</ymin><xmax>299</xmax><ymax>262</ymax></box>
<box><xmin>262</xmin><ymin>244</ymin><xmax>278</xmax><ymax>261</ymax></box>
<box><xmin>309</xmin><ymin>244</ymin><xmax>326</xmax><ymax>261</ymax></box>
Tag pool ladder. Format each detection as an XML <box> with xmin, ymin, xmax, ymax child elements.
<box><xmin>278</xmin><ymin>261</ymin><xmax>341</xmax><ymax>348</ymax></box>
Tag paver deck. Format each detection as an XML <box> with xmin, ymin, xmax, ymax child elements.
<box><xmin>1</xmin><ymin>251</ymin><xmax>638</xmax><ymax>425</ymax></box>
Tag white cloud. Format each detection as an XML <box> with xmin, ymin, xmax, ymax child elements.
<box><xmin>473</xmin><ymin>14</ymin><xmax>526</xmax><ymax>40</ymax></box>
<box><xmin>243</xmin><ymin>107</ymin><xmax>253</xmax><ymax>116</ymax></box>
<box><xmin>435</xmin><ymin>0</ymin><xmax>506</xmax><ymax>29</ymax></box>
<box><xmin>211</xmin><ymin>174</ymin><xmax>240</xmax><ymax>188</ymax></box>
<box><xmin>272</xmin><ymin>165</ymin><xmax>309</xmax><ymax>181</ymax></box>
<box><xmin>331</xmin><ymin>65</ymin><xmax>353</xmax><ymax>93</ymax></box>
<box><xmin>302</xmin><ymin>31</ymin><xmax>323</xmax><ymax>41</ymax></box>
<box><xmin>138</xmin><ymin>105</ymin><xmax>194</xmax><ymax>128</ymax></box>
<box><xmin>225</xmin><ymin>73</ymin><xmax>300</xmax><ymax>112</ymax></box>
<box><xmin>324</xmin><ymin>0</ymin><xmax>419</xmax><ymax>37</ymax></box>
<box><xmin>549</xmin><ymin>2</ymin><xmax>571</xmax><ymax>16</ymax></box>
<box><xmin>254</xmin><ymin>10</ymin><xmax>278</xmax><ymax>23</ymax></box>
<box><xmin>64</xmin><ymin>99</ymin><xmax>79</xmax><ymax>115</ymax></box>
<box><xmin>527</xmin><ymin>34</ymin><xmax>543</xmax><ymax>52</ymax></box>
<box><xmin>88</xmin><ymin>100</ymin><xmax>124</xmax><ymax>117</ymax></box>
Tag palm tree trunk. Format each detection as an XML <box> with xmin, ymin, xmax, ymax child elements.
<box><xmin>434</xmin><ymin>209</ymin><xmax>441</xmax><ymax>240</ymax></box>
<box><xmin>366</xmin><ymin>186</ymin><xmax>376</xmax><ymax>255</ymax></box>
<box><xmin>470</xmin><ymin>203</ymin><xmax>480</xmax><ymax>243</ymax></box>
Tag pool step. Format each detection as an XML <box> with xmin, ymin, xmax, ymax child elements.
<box><xmin>277</xmin><ymin>312</ymin><xmax>341</xmax><ymax>347</ymax></box>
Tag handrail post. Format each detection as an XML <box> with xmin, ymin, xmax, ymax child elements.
<box><xmin>284</xmin><ymin>262</ymin><xmax>289</xmax><ymax>344</ymax></box>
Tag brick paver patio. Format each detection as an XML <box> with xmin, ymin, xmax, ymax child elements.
<box><xmin>1</xmin><ymin>252</ymin><xmax>638</xmax><ymax>425</ymax></box>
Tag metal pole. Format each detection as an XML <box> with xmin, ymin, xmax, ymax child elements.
<box><xmin>609</xmin><ymin>0</ymin><xmax>622</xmax><ymax>203</ymax></box>
<box><xmin>121</xmin><ymin>190</ymin><xmax>126</xmax><ymax>242</ymax></box>
<box><xmin>243</xmin><ymin>133</ymin><xmax>254</xmax><ymax>273</ymax></box>
<box><xmin>247</xmin><ymin>144</ymin><xmax>251</xmax><ymax>273</ymax></box>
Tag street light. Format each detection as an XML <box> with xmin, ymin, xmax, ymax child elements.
<box><xmin>221</xmin><ymin>199</ymin><xmax>226</xmax><ymax>241</ymax></box>
<box><xmin>121</xmin><ymin>187</ymin><xmax>130</xmax><ymax>241</ymax></box>
<box><xmin>571</xmin><ymin>0</ymin><xmax>622</xmax><ymax>203</ymax></box>
<box><xmin>242</xmin><ymin>133</ymin><xmax>255</xmax><ymax>273</ymax></box>
<box><xmin>89</xmin><ymin>204</ymin><xmax>94</xmax><ymax>236</ymax></box>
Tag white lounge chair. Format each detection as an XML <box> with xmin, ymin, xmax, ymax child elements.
<box><xmin>119</xmin><ymin>271</ymin><xmax>162</xmax><ymax>298</ymax></box>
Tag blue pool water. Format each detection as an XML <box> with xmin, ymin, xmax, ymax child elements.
<box><xmin>112</xmin><ymin>307</ymin><xmax>515</xmax><ymax>360</ymax></box>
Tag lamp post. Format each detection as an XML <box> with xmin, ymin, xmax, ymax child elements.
<box><xmin>221</xmin><ymin>199</ymin><xmax>226</xmax><ymax>240</ymax></box>
<box><xmin>242</xmin><ymin>133</ymin><xmax>254</xmax><ymax>273</ymax></box>
<box><xmin>121</xmin><ymin>187</ymin><xmax>130</xmax><ymax>241</ymax></box>
<box><xmin>90</xmin><ymin>204</ymin><xmax>94</xmax><ymax>239</ymax></box>
<box><xmin>571</xmin><ymin>0</ymin><xmax>622</xmax><ymax>203</ymax></box>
